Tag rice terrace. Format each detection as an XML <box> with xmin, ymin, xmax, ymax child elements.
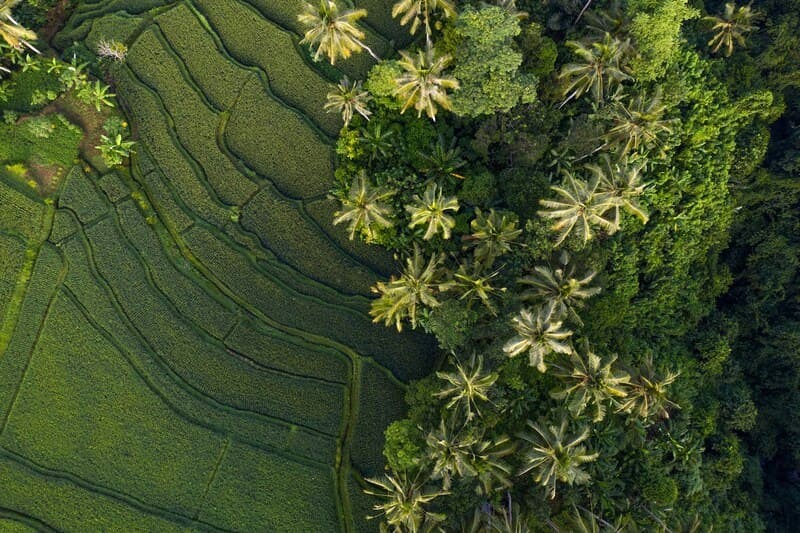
<box><xmin>0</xmin><ymin>0</ymin><xmax>436</xmax><ymax>530</ymax></box>
<box><xmin>2</xmin><ymin>0</ymin><xmax>800</xmax><ymax>531</ymax></box>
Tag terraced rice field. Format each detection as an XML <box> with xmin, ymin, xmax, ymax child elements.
<box><xmin>0</xmin><ymin>1</ymin><xmax>434</xmax><ymax>530</ymax></box>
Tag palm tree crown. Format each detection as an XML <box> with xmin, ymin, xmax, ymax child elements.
<box><xmin>365</xmin><ymin>472</ymin><xmax>447</xmax><ymax>532</ymax></box>
<box><xmin>298</xmin><ymin>0</ymin><xmax>376</xmax><ymax>65</ymax></box>
<box><xmin>551</xmin><ymin>346</ymin><xmax>630</xmax><ymax>422</ymax></box>
<box><xmin>406</xmin><ymin>182</ymin><xmax>460</xmax><ymax>240</ymax></box>
<box><xmin>435</xmin><ymin>354</ymin><xmax>498</xmax><ymax>422</ymax></box>
<box><xmin>503</xmin><ymin>302</ymin><xmax>574</xmax><ymax>372</ymax></box>
<box><xmin>394</xmin><ymin>46</ymin><xmax>459</xmax><ymax>121</ymax></box>
<box><xmin>558</xmin><ymin>32</ymin><xmax>631</xmax><ymax>106</ymax></box>
<box><xmin>616</xmin><ymin>356</ymin><xmax>680</xmax><ymax>421</ymax></box>
<box><xmin>591</xmin><ymin>157</ymin><xmax>650</xmax><ymax>227</ymax></box>
<box><xmin>704</xmin><ymin>2</ymin><xmax>758</xmax><ymax>57</ymax></box>
<box><xmin>333</xmin><ymin>172</ymin><xmax>394</xmax><ymax>241</ymax></box>
<box><xmin>518</xmin><ymin>417</ymin><xmax>599</xmax><ymax>499</ymax></box>
<box><xmin>464</xmin><ymin>208</ymin><xmax>522</xmax><ymax>268</ymax></box>
<box><xmin>370</xmin><ymin>246</ymin><xmax>443</xmax><ymax>331</ymax></box>
<box><xmin>538</xmin><ymin>172</ymin><xmax>619</xmax><ymax>247</ymax></box>
<box><xmin>0</xmin><ymin>0</ymin><xmax>38</xmax><ymax>53</ymax></box>
<box><xmin>324</xmin><ymin>76</ymin><xmax>371</xmax><ymax>127</ymax></box>
<box><xmin>392</xmin><ymin>0</ymin><xmax>456</xmax><ymax>42</ymax></box>
<box><xmin>600</xmin><ymin>91</ymin><xmax>676</xmax><ymax>158</ymax></box>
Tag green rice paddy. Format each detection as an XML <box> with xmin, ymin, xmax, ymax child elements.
<box><xmin>0</xmin><ymin>1</ymin><xmax>436</xmax><ymax>530</ymax></box>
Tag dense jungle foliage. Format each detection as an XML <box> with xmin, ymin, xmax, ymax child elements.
<box><xmin>302</xmin><ymin>0</ymin><xmax>800</xmax><ymax>530</ymax></box>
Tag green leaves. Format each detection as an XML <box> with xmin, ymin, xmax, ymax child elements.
<box><xmin>333</xmin><ymin>172</ymin><xmax>394</xmax><ymax>241</ymax></box>
<box><xmin>406</xmin><ymin>182</ymin><xmax>460</xmax><ymax>240</ymax></box>
<box><xmin>298</xmin><ymin>0</ymin><xmax>375</xmax><ymax>65</ymax></box>
<box><xmin>518</xmin><ymin>417</ymin><xmax>599</xmax><ymax>499</ymax></box>
<box><xmin>394</xmin><ymin>46</ymin><xmax>459</xmax><ymax>121</ymax></box>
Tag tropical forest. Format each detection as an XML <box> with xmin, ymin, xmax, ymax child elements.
<box><xmin>0</xmin><ymin>0</ymin><xmax>798</xmax><ymax>530</ymax></box>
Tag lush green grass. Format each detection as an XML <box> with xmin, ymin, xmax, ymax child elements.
<box><xmin>225</xmin><ymin>317</ymin><xmax>351</xmax><ymax>384</ymax></box>
<box><xmin>198</xmin><ymin>442</ymin><xmax>340</xmax><ymax>531</ymax></box>
<box><xmin>154</xmin><ymin>3</ymin><xmax>252</xmax><ymax>111</ymax></box>
<box><xmin>97</xmin><ymin>172</ymin><xmax>131</xmax><ymax>203</ymax></box>
<box><xmin>1</xmin><ymin>292</ymin><xmax>224</xmax><ymax>517</ymax></box>
<box><xmin>126</xmin><ymin>27</ymin><xmax>259</xmax><ymax>206</ymax></box>
<box><xmin>0</xmin><ymin>234</ymin><xmax>29</xmax><ymax>320</ymax></box>
<box><xmin>0</xmin><ymin>452</ymin><xmax>188</xmax><ymax>531</ymax></box>
<box><xmin>192</xmin><ymin>0</ymin><xmax>341</xmax><ymax>135</ymax></box>
<box><xmin>225</xmin><ymin>75</ymin><xmax>334</xmax><ymax>199</ymax></box>
<box><xmin>241</xmin><ymin>187</ymin><xmax>378</xmax><ymax>295</ymax></box>
<box><xmin>349</xmin><ymin>360</ymin><xmax>408</xmax><ymax>477</ymax></box>
<box><xmin>58</xmin><ymin>166</ymin><xmax>108</xmax><ymax>224</ymax></box>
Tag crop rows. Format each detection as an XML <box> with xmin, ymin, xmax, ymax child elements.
<box><xmin>1</xmin><ymin>1</ymin><xmax>434</xmax><ymax>530</ymax></box>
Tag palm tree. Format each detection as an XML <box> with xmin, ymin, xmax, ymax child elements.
<box><xmin>538</xmin><ymin>172</ymin><xmax>619</xmax><ymax>247</ymax></box>
<box><xmin>426</xmin><ymin>421</ymin><xmax>479</xmax><ymax>489</ymax></box>
<box><xmin>333</xmin><ymin>172</ymin><xmax>394</xmax><ymax>241</ymax></box>
<box><xmin>0</xmin><ymin>0</ymin><xmax>38</xmax><ymax>53</ymax></box>
<box><xmin>503</xmin><ymin>302</ymin><xmax>574</xmax><ymax>373</ymax></box>
<box><xmin>616</xmin><ymin>356</ymin><xmax>680</xmax><ymax>421</ymax></box>
<box><xmin>391</xmin><ymin>0</ymin><xmax>456</xmax><ymax>43</ymax></box>
<box><xmin>591</xmin><ymin>157</ymin><xmax>649</xmax><ymax>226</ymax></box>
<box><xmin>406</xmin><ymin>182</ymin><xmax>460</xmax><ymax>240</ymax></box>
<box><xmin>704</xmin><ymin>2</ymin><xmax>757</xmax><ymax>57</ymax></box>
<box><xmin>394</xmin><ymin>46</ymin><xmax>459</xmax><ymax>121</ymax></box>
<box><xmin>600</xmin><ymin>91</ymin><xmax>676</xmax><ymax>158</ymax></box>
<box><xmin>464</xmin><ymin>208</ymin><xmax>522</xmax><ymax>268</ymax></box>
<box><xmin>551</xmin><ymin>346</ymin><xmax>630</xmax><ymax>422</ymax></box>
<box><xmin>517</xmin><ymin>251</ymin><xmax>601</xmax><ymax>325</ymax></box>
<box><xmin>370</xmin><ymin>246</ymin><xmax>443</xmax><ymax>331</ymax></box>
<box><xmin>359</xmin><ymin>122</ymin><xmax>396</xmax><ymax>163</ymax></box>
<box><xmin>441</xmin><ymin>262</ymin><xmax>504</xmax><ymax>314</ymax></box>
<box><xmin>436</xmin><ymin>354</ymin><xmax>498</xmax><ymax>422</ymax></box>
<box><xmin>518</xmin><ymin>417</ymin><xmax>599</xmax><ymax>499</ymax></box>
<box><xmin>420</xmin><ymin>134</ymin><xmax>466</xmax><ymax>180</ymax></box>
<box><xmin>298</xmin><ymin>0</ymin><xmax>378</xmax><ymax>65</ymax></box>
<box><xmin>518</xmin><ymin>252</ymin><xmax>601</xmax><ymax>325</ymax></box>
<box><xmin>365</xmin><ymin>471</ymin><xmax>447</xmax><ymax>532</ymax></box>
<box><xmin>324</xmin><ymin>76</ymin><xmax>371</xmax><ymax>127</ymax></box>
<box><xmin>558</xmin><ymin>33</ymin><xmax>631</xmax><ymax>106</ymax></box>
<box><xmin>472</xmin><ymin>435</ymin><xmax>515</xmax><ymax>496</ymax></box>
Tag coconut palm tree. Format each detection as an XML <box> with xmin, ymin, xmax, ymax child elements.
<box><xmin>359</xmin><ymin>122</ymin><xmax>396</xmax><ymax>163</ymax></box>
<box><xmin>518</xmin><ymin>417</ymin><xmax>599</xmax><ymax>499</ymax></box>
<box><xmin>436</xmin><ymin>354</ymin><xmax>498</xmax><ymax>422</ymax></box>
<box><xmin>464</xmin><ymin>208</ymin><xmax>522</xmax><ymax>268</ymax></box>
<box><xmin>0</xmin><ymin>0</ymin><xmax>38</xmax><ymax>53</ymax></box>
<box><xmin>324</xmin><ymin>76</ymin><xmax>371</xmax><ymax>127</ymax></box>
<box><xmin>617</xmin><ymin>356</ymin><xmax>679</xmax><ymax>421</ymax></box>
<box><xmin>365</xmin><ymin>471</ymin><xmax>448</xmax><ymax>532</ymax></box>
<box><xmin>391</xmin><ymin>0</ymin><xmax>456</xmax><ymax>43</ymax></box>
<box><xmin>472</xmin><ymin>435</ymin><xmax>515</xmax><ymax>496</ymax></box>
<box><xmin>538</xmin><ymin>172</ymin><xmax>619</xmax><ymax>247</ymax></box>
<box><xmin>406</xmin><ymin>182</ymin><xmax>460</xmax><ymax>240</ymax></box>
<box><xmin>599</xmin><ymin>91</ymin><xmax>676</xmax><ymax>158</ymax></box>
<box><xmin>503</xmin><ymin>302</ymin><xmax>574</xmax><ymax>373</ymax></box>
<box><xmin>551</xmin><ymin>346</ymin><xmax>630</xmax><ymax>422</ymax></box>
<box><xmin>394</xmin><ymin>46</ymin><xmax>459</xmax><ymax>121</ymax></box>
<box><xmin>518</xmin><ymin>251</ymin><xmax>600</xmax><ymax>326</ymax></box>
<box><xmin>333</xmin><ymin>172</ymin><xmax>394</xmax><ymax>241</ymax></box>
<box><xmin>558</xmin><ymin>33</ymin><xmax>631</xmax><ymax>106</ymax></box>
<box><xmin>704</xmin><ymin>2</ymin><xmax>757</xmax><ymax>57</ymax></box>
<box><xmin>591</xmin><ymin>157</ymin><xmax>649</xmax><ymax>226</ymax></box>
<box><xmin>441</xmin><ymin>261</ymin><xmax>504</xmax><ymax>314</ymax></box>
<box><xmin>370</xmin><ymin>246</ymin><xmax>443</xmax><ymax>331</ymax></box>
<box><xmin>426</xmin><ymin>421</ymin><xmax>480</xmax><ymax>489</ymax></box>
<box><xmin>298</xmin><ymin>0</ymin><xmax>377</xmax><ymax>65</ymax></box>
